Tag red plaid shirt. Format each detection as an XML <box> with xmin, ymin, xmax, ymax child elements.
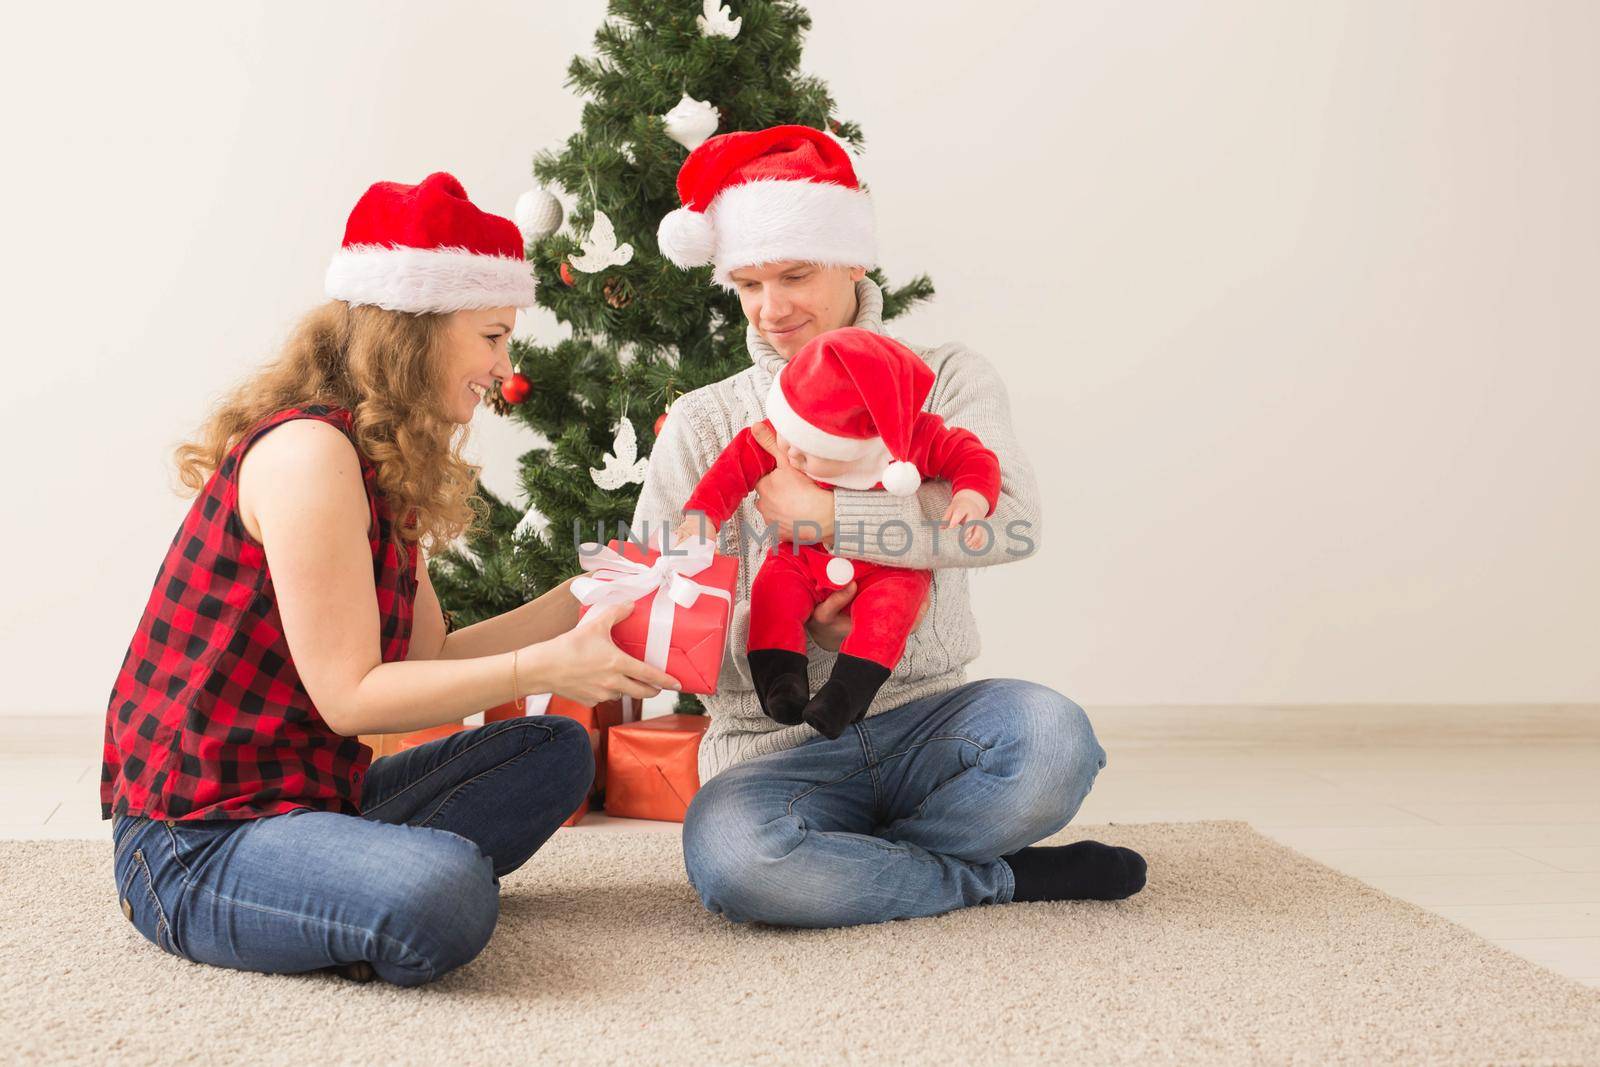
<box><xmin>101</xmin><ymin>406</ymin><xmax>419</xmax><ymax>821</ymax></box>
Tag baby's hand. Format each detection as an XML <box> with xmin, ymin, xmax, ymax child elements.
<box><xmin>941</xmin><ymin>489</ymin><xmax>991</xmax><ymax>550</ymax></box>
<box><xmin>674</xmin><ymin>513</ymin><xmax>716</xmax><ymax>546</ymax></box>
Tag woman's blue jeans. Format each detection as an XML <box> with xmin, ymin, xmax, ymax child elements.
<box><xmin>110</xmin><ymin>715</ymin><xmax>592</xmax><ymax>986</ymax></box>
<box><xmin>682</xmin><ymin>678</ymin><xmax>1108</xmax><ymax>928</ymax></box>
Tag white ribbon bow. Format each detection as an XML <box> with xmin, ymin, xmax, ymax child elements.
<box><xmin>570</xmin><ymin>531</ymin><xmax>732</xmax><ymax>682</ymax></box>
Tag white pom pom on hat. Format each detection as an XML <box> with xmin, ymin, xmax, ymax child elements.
<box><xmin>881</xmin><ymin>460</ymin><xmax>922</xmax><ymax>497</ymax></box>
<box><xmin>656</xmin><ymin>207</ymin><xmax>716</xmax><ymax>267</ymax></box>
<box><xmin>825</xmin><ymin>556</ymin><xmax>856</xmax><ymax>586</ymax></box>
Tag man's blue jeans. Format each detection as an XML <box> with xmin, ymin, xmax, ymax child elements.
<box><xmin>110</xmin><ymin>715</ymin><xmax>592</xmax><ymax>986</ymax></box>
<box><xmin>682</xmin><ymin>679</ymin><xmax>1108</xmax><ymax>927</ymax></box>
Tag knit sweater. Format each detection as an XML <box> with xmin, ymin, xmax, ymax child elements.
<box><xmin>631</xmin><ymin>280</ymin><xmax>1043</xmax><ymax>783</ymax></box>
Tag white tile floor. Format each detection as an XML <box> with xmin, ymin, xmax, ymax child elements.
<box><xmin>6</xmin><ymin>705</ymin><xmax>1598</xmax><ymax>988</ymax></box>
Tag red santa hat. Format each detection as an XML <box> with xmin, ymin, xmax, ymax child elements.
<box><xmin>657</xmin><ymin>125</ymin><xmax>877</xmax><ymax>286</ymax></box>
<box><xmin>765</xmin><ymin>327</ymin><xmax>934</xmax><ymax>496</ymax></box>
<box><xmin>324</xmin><ymin>172</ymin><xmax>536</xmax><ymax>314</ymax></box>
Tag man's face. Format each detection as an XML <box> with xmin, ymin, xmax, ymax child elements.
<box><xmin>728</xmin><ymin>261</ymin><xmax>867</xmax><ymax>358</ymax></box>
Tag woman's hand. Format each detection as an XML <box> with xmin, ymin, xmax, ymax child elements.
<box><xmin>524</xmin><ymin>602</ymin><xmax>678</xmax><ymax>704</ymax></box>
<box><xmin>750</xmin><ymin>420</ymin><xmax>835</xmax><ymax>546</ymax></box>
<box><xmin>942</xmin><ymin>489</ymin><xmax>991</xmax><ymax>550</ymax></box>
<box><xmin>804</xmin><ymin>582</ymin><xmax>933</xmax><ymax>652</ymax></box>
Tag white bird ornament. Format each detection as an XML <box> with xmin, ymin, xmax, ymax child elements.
<box><xmin>569</xmin><ymin>209</ymin><xmax>633</xmax><ymax>273</ymax></box>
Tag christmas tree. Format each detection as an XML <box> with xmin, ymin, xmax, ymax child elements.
<box><xmin>429</xmin><ymin>0</ymin><xmax>935</xmax><ymax>700</ymax></box>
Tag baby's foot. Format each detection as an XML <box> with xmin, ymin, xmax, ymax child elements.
<box><xmin>748</xmin><ymin>649</ymin><xmax>809</xmax><ymax>726</ymax></box>
<box><xmin>801</xmin><ymin>654</ymin><xmax>890</xmax><ymax>740</ymax></box>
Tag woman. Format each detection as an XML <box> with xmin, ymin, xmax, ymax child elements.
<box><xmin>102</xmin><ymin>172</ymin><xmax>675</xmax><ymax>986</ymax></box>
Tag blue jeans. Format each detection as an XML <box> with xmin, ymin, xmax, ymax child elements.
<box><xmin>110</xmin><ymin>715</ymin><xmax>592</xmax><ymax>986</ymax></box>
<box><xmin>682</xmin><ymin>678</ymin><xmax>1107</xmax><ymax>927</ymax></box>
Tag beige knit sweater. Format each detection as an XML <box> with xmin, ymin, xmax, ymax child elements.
<box><xmin>631</xmin><ymin>280</ymin><xmax>1043</xmax><ymax>783</ymax></box>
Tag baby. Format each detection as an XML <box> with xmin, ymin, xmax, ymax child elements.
<box><xmin>676</xmin><ymin>327</ymin><xmax>1001</xmax><ymax>739</ymax></box>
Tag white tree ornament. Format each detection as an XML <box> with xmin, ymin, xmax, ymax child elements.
<box><xmin>590</xmin><ymin>416</ymin><xmax>649</xmax><ymax>490</ymax></box>
<box><xmin>569</xmin><ymin>209</ymin><xmax>634</xmax><ymax>273</ymax></box>
<box><xmin>663</xmin><ymin>93</ymin><xmax>719</xmax><ymax>151</ymax></box>
<box><xmin>697</xmin><ymin>0</ymin><xmax>741</xmax><ymax>38</ymax></box>
<box><xmin>513</xmin><ymin>186</ymin><xmax>563</xmax><ymax>242</ymax></box>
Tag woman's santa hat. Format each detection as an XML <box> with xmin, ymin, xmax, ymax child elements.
<box><xmin>765</xmin><ymin>327</ymin><xmax>934</xmax><ymax>497</ymax></box>
<box><xmin>657</xmin><ymin>125</ymin><xmax>877</xmax><ymax>286</ymax></box>
<box><xmin>325</xmin><ymin>172</ymin><xmax>536</xmax><ymax>313</ymax></box>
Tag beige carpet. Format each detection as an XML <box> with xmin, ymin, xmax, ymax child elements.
<box><xmin>4</xmin><ymin>821</ymin><xmax>1598</xmax><ymax>1065</ymax></box>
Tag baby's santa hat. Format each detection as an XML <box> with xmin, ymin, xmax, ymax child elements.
<box><xmin>657</xmin><ymin>125</ymin><xmax>877</xmax><ymax>286</ymax></box>
<box><xmin>766</xmin><ymin>327</ymin><xmax>934</xmax><ymax>497</ymax></box>
<box><xmin>325</xmin><ymin>172</ymin><xmax>536</xmax><ymax>313</ymax></box>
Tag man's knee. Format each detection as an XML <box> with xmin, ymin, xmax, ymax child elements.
<box><xmin>682</xmin><ymin>776</ymin><xmax>805</xmax><ymax>925</ymax></box>
<box><xmin>980</xmin><ymin>680</ymin><xmax>1107</xmax><ymax>829</ymax></box>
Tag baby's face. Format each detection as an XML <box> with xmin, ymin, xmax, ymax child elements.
<box><xmin>774</xmin><ymin>432</ymin><xmax>853</xmax><ymax>480</ymax></box>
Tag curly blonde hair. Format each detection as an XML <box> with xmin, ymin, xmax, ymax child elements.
<box><xmin>174</xmin><ymin>300</ymin><xmax>480</xmax><ymax>549</ymax></box>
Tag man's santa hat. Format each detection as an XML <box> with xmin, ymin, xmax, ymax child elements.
<box><xmin>657</xmin><ymin>125</ymin><xmax>877</xmax><ymax>286</ymax></box>
<box><xmin>325</xmin><ymin>172</ymin><xmax>536</xmax><ymax>313</ymax></box>
<box><xmin>766</xmin><ymin>327</ymin><xmax>934</xmax><ymax>497</ymax></box>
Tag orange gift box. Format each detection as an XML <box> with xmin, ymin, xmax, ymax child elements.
<box><xmin>603</xmin><ymin>714</ymin><xmax>708</xmax><ymax>822</ymax></box>
<box><xmin>573</xmin><ymin>538</ymin><xmax>737</xmax><ymax>694</ymax></box>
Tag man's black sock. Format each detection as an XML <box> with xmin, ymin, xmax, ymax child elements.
<box><xmin>1002</xmin><ymin>841</ymin><xmax>1148</xmax><ymax>902</ymax></box>
<box><xmin>747</xmin><ymin>649</ymin><xmax>810</xmax><ymax>726</ymax></box>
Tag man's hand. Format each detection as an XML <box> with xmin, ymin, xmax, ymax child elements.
<box><xmin>750</xmin><ymin>421</ymin><xmax>835</xmax><ymax>547</ymax></box>
<box><xmin>942</xmin><ymin>488</ymin><xmax>991</xmax><ymax>550</ymax></box>
<box><xmin>804</xmin><ymin>581</ymin><xmax>932</xmax><ymax>652</ymax></box>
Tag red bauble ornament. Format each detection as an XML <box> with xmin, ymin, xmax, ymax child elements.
<box><xmin>559</xmin><ymin>261</ymin><xmax>575</xmax><ymax>287</ymax></box>
<box><xmin>501</xmin><ymin>372</ymin><xmax>532</xmax><ymax>405</ymax></box>
<box><xmin>654</xmin><ymin>411</ymin><xmax>668</xmax><ymax>436</ymax></box>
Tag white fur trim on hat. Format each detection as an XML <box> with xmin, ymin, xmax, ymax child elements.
<box><xmin>707</xmin><ymin>179</ymin><xmax>876</xmax><ymax>286</ymax></box>
<box><xmin>880</xmin><ymin>460</ymin><xmax>922</xmax><ymax>497</ymax></box>
<box><xmin>765</xmin><ymin>368</ymin><xmax>881</xmax><ymax>461</ymax></box>
<box><xmin>325</xmin><ymin>244</ymin><xmax>536</xmax><ymax>313</ymax></box>
<box><xmin>657</xmin><ymin>207</ymin><xmax>716</xmax><ymax>268</ymax></box>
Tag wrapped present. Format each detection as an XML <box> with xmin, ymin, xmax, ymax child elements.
<box><xmin>603</xmin><ymin>714</ymin><xmax>708</xmax><ymax>822</ymax></box>
<box><xmin>571</xmin><ymin>533</ymin><xmax>737</xmax><ymax>695</ymax></box>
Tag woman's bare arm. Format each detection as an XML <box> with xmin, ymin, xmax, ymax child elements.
<box><xmin>413</xmin><ymin>565</ymin><xmax>582</xmax><ymax>662</ymax></box>
<box><xmin>238</xmin><ymin>420</ymin><xmax>672</xmax><ymax>735</ymax></box>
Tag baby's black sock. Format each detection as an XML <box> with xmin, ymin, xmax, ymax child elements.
<box><xmin>748</xmin><ymin>648</ymin><xmax>810</xmax><ymax>726</ymax></box>
<box><xmin>802</xmin><ymin>654</ymin><xmax>891</xmax><ymax>740</ymax></box>
<box><xmin>1002</xmin><ymin>841</ymin><xmax>1148</xmax><ymax>902</ymax></box>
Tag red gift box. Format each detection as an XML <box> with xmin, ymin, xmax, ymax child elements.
<box><xmin>573</xmin><ymin>537</ymin><xmax>737</xmax><ymax>694</ymax></box>
<box><xmin>603</xmin><ymin>713</ymin><xmax>709</xmax><ymax>822</ymax></box>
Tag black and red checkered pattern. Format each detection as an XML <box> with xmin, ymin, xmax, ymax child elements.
<box><xmin>101</xmin><ymin>406</ymin><xmax>418</xmax><ymax>821</ymax></box>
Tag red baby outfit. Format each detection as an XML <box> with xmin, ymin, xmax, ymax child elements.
<box><xmin>683</xmin><ymin>416</ymin><xmax>1001</xmax><ymax>669</ymax></box>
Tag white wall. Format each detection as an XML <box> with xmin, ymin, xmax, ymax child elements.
<box><xmin>3</xmin><ymin>0</ymin><xmax>1595</xmax><ymax>716</ymax></box>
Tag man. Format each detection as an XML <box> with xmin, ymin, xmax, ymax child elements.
<box><xmin>635</xmin><ymin>125</ymin><xmax>1146</xmax><ymax>927</ymax></box>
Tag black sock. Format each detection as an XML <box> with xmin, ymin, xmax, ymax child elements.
<box><xmin>1002</xmin><ymin>841</ymin><xmax>1148</xmax><ymax>902</ymax></box>
<box><xmin>748</xmin><ymin>649</ymin><xmax>810</xmax><ymax>726</ymax></box>
<box><xmin>802</xmin><ymin>654</ymin><xmax>891</xmax><ymax>740</ymax></box>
